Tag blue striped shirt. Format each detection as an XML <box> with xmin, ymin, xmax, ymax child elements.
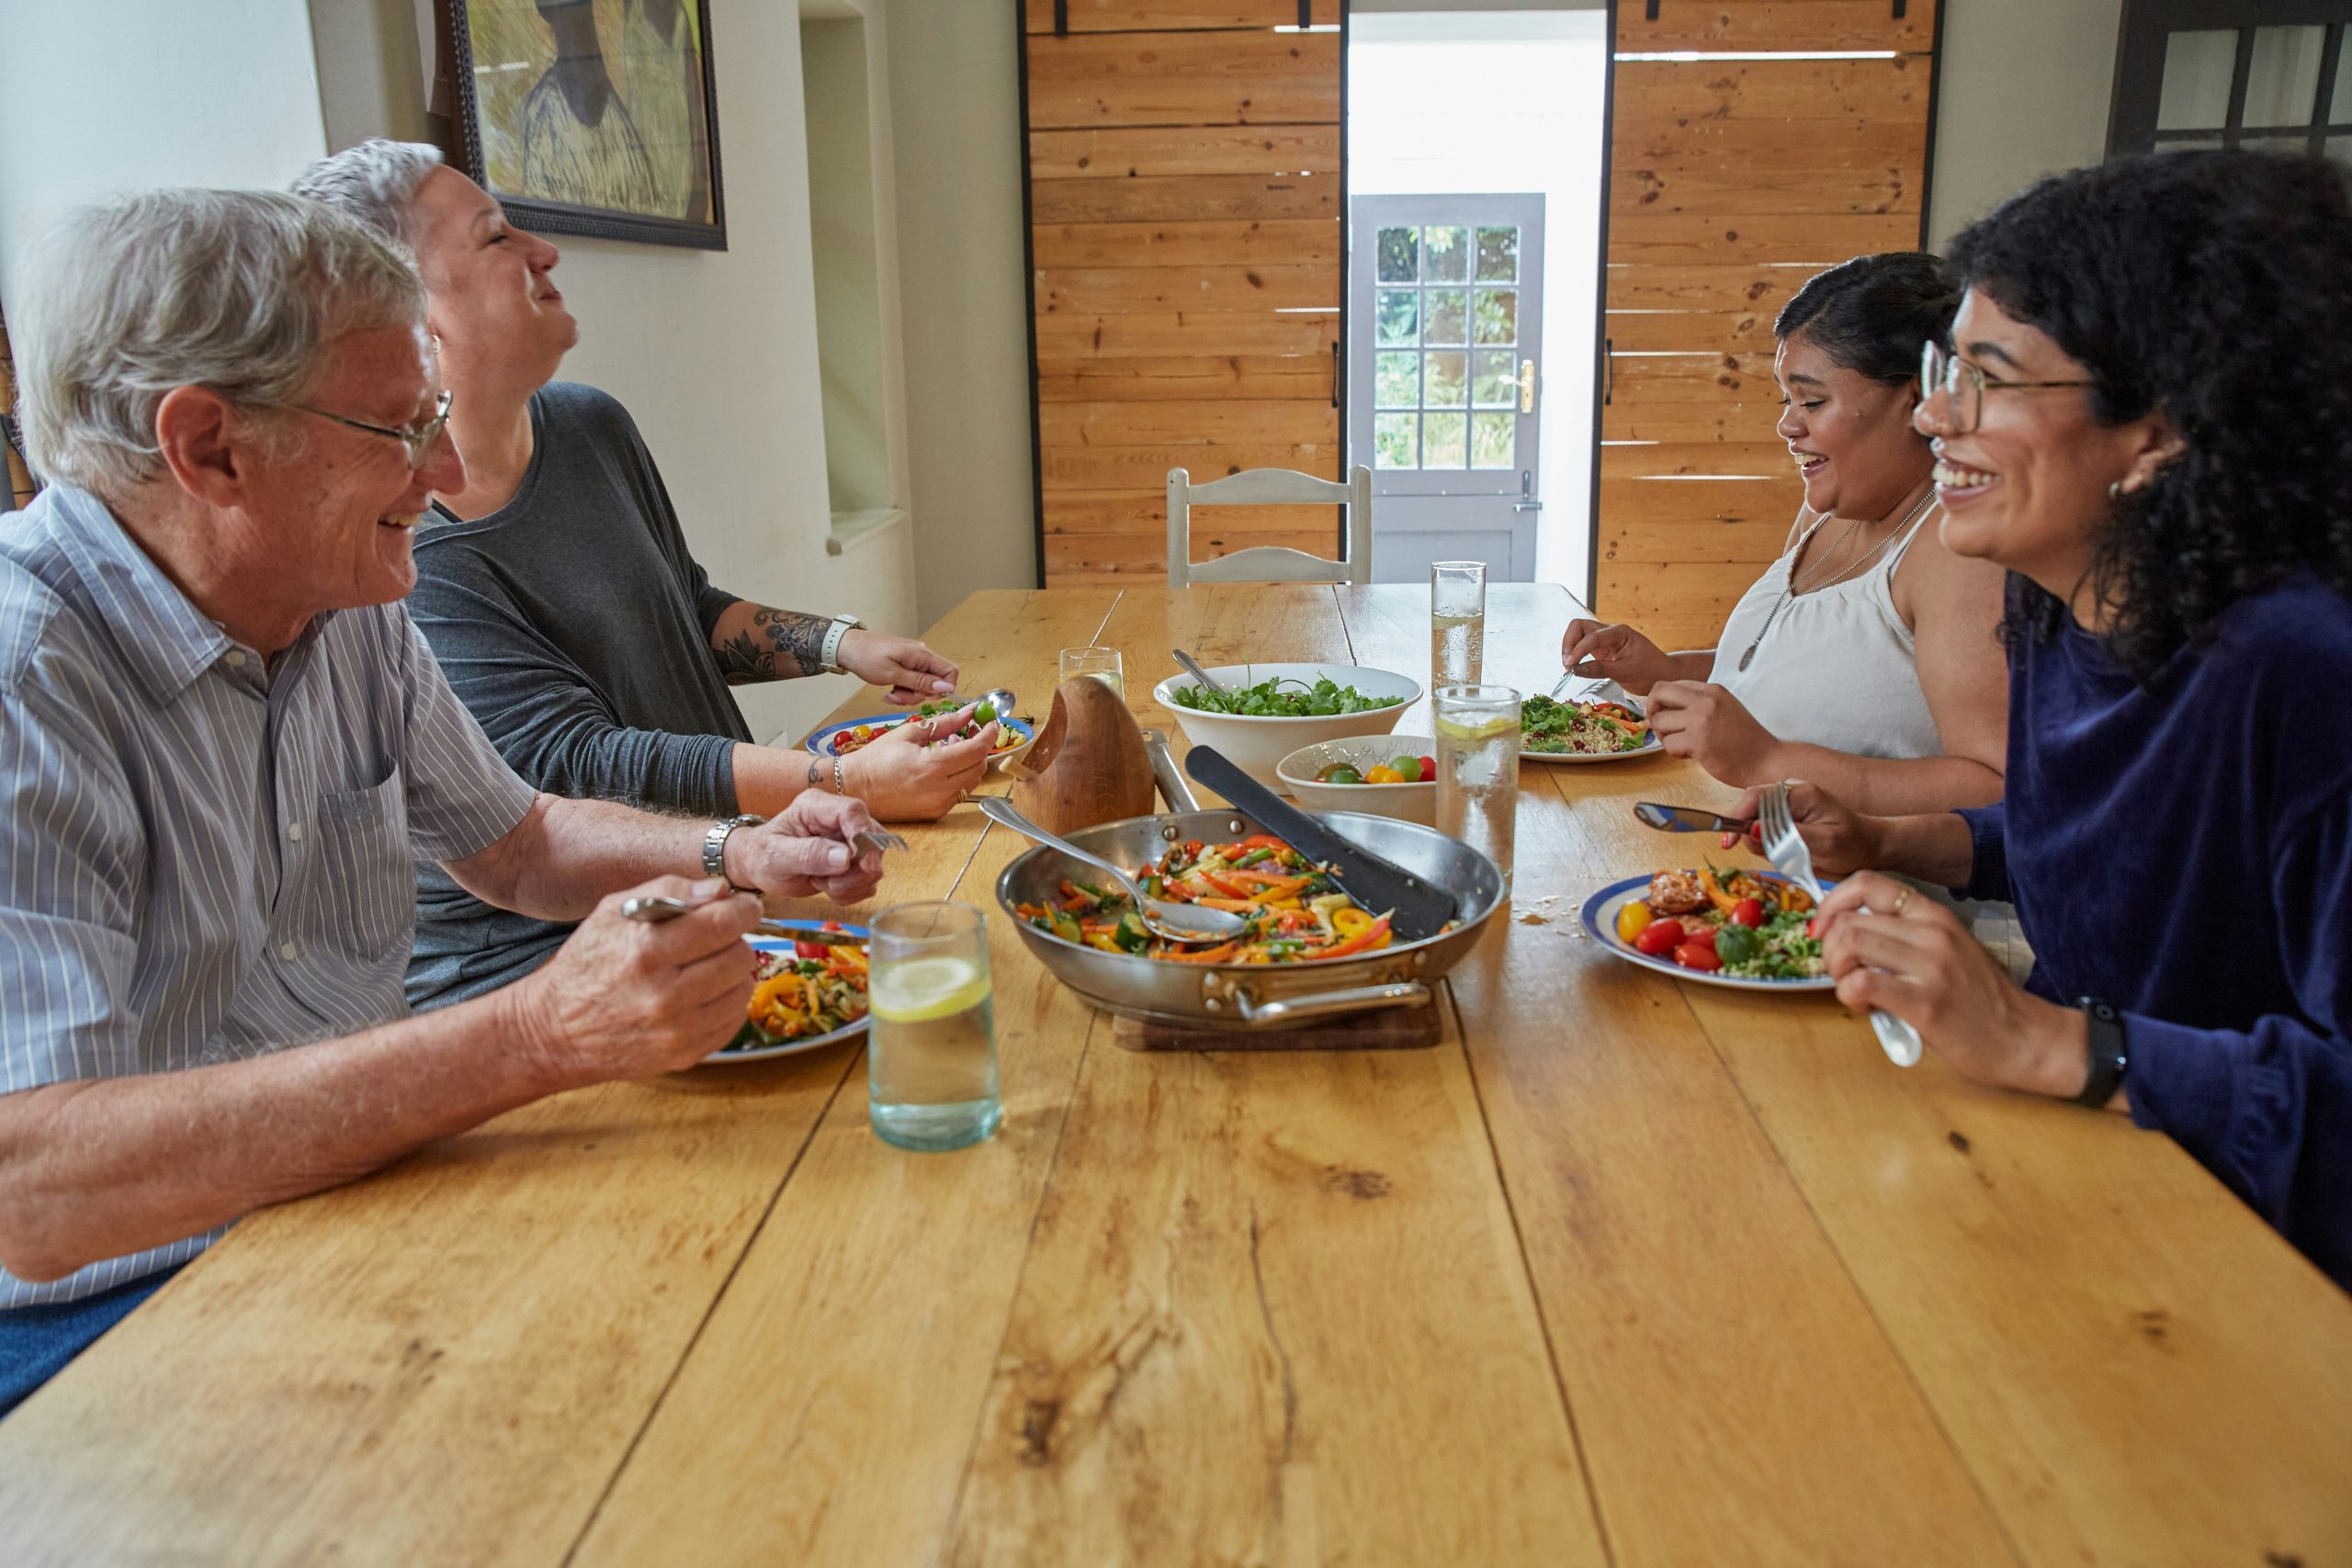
<box><xmin>0</xmin><ymin>486</ymin><xmax>537</xmax><ymax>1307</ymax></box>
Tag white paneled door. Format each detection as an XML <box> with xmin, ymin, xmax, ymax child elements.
<box><xmin>1349</xmin><ymin>193</ymin><xmax>1544</xmax><ymax>583</ymax></box>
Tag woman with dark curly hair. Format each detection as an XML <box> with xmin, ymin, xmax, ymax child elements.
<box><xmin>1562</xmin><ymin>254</ymin><xmax>2009</xmax><ymax>814</ymax></box>
<box><xmin>1756</xmin><ymin>150</ymin><xmax>2352</xmax><ymax>1287</ymax></box>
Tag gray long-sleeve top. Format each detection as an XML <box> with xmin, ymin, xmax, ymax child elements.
<box><xmin>404</xmin><ymin>382</ymin><xmax>752</xmax><ymax>1009</ymax></box>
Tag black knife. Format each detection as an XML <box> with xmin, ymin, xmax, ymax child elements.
<box><xmin>1182</xmin><ymin>745</ymin><xmax>1460</xmax><ymax>941</ymax></box>
<box><xmin>1633</xmin><ymin>802</ymin><xmax>1753</xmax><ymax>834</ymax></box>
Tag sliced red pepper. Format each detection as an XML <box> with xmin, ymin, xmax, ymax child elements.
<box><xmin>1238</xmin><ymin>834</ymin><xmax>1287</xmax><ymax>852</ymax></box>
<box><xmin>1166</xmin><ymin>941</ymin><xmax>1238</xmax><ymax>964</ymax></box>
<box><xmin>1197</xmin><ymin>870</ymin><xmax>1252</xmax><ymax>899</ymax></box>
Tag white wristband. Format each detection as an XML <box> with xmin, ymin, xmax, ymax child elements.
<box><xmin>820</xmin><ymin>615</ymin><xmax>858</xmax><ymax>674</ymax></box>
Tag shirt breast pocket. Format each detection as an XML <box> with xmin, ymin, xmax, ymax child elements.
<box><xmin>310</xmin><ymin>766</ymin><xmax>414</xmax><ymax>963</ymax></box>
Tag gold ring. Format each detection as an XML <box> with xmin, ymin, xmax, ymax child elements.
<box><xmin>1890</xmin><ymin>885</ymin><xmax>1913</xmax><ymax>916</ymax></box>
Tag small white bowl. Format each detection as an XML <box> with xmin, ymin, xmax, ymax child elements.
<box><xmin>1278</xmin><ymin>735</ymin><xmax>1438</xmax><ymax>825</ymax></box>
<box><xmin>1152</xmin><ymin>662</ymin><xmax>1419</xmax><ymax>791</ymax></box>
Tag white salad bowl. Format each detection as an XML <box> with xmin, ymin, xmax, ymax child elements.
<box><xmin>1277</xmin><ymin>734</ymin><xmax>1439</xmax><ymax>825</ymax></box>
<box><xmin>1152</xmin><ymin>662</ymin><xmax>1419</xmax><ymax>791</ymax></box>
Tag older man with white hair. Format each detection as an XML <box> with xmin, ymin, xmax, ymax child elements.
<box><xmin>0</xmin><ymin>189</ymin><xmax>887</xmax><ymax>1412</ymax></box>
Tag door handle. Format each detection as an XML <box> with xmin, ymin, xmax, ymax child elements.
<box><xmin>1330</xmin><ymin>342</ymin><xmax>1340</xmax><ymax>409</ymax></box>
<box><xmin>1519</xmin><ymin>358</ymin><xmax>1536</xmax><ymax>413</ymax></box>
<box><xmin>1602</xmin><ymin>338</ymin><xmax>1613</xmax><ymax>406</ymax></box>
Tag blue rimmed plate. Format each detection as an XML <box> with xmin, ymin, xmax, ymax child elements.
<box><xmin>801</xmin><ymin>712</ymin><xmax>1036</xmax><ymax>775</ymax></box>
<box><xmin>708</xmin><ymin>922</ymin><xmax>874</xmax><ymax>1064</ymax></box>
<box><xmin>1577</xmin><ymin>872</ymin><xmax>1837</xmax><ymax>992</ymax></box>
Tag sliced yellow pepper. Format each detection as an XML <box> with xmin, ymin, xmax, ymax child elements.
<box><xmin>1330</xmin><ymin>907</ymin><xmax>1376</xmax><ymax>941</ymax></box>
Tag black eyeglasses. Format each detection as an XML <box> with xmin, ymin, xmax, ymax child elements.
<box><xmin>282</xmin><ymin>389</ymin><xmax>453</xmax><ymax>469</ymax></box>
<box><xmin>1920</xmin><ymin>343</ymin><xmax>2094</xmax><ymax>434</ymax></box>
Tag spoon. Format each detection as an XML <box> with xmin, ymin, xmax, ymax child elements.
<box><xmin>1170</xmin><ymin>649</ymin><xmax>1227</xmax><ymax>695</ymax></box>
<box><xmin>978</xmin><ymin>686</ymin><xmax>1017</xmax><ymax>725</ymax></box>
<box><xmin>974</xmin><ymin>796</ymin><xmax>1246</xmax><ymax>943</ymax></box>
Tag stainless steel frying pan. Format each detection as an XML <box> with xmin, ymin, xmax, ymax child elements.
<box><xmin>993</xmin><ymin>807</ymin><xmax>1505</xmax><ymax>1029</ymax></box>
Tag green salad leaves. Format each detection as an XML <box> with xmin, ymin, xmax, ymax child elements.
<box><xmin>1170</xmin><ymin>674</ymin><xmax>1403</xmax><ymax>717</ymax></box>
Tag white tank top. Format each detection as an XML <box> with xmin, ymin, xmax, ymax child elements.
<box><xmin>1706</xmin><ymin>503</ymin><xmax>1945</xmax><ymax>761</ymax></box>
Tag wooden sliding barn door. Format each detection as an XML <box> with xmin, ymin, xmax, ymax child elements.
<box><xmin>1021</xmin><ymin>0</ymin><xmax>1345</xmax><ymax>584</ymax></box>
<box><xmin>1595</xmin><ymin>0</ymin><xmax>1940</xmax><ymax>650</ymax></box>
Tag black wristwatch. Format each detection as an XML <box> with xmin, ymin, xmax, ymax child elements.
<box><xmin>2075</xmin><ymin>997</ymin><xmax>2129</xmax><ymax>1108</ymax></box>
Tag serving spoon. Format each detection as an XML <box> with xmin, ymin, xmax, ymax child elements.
<box><xmin>1170</xmin><ymin>649</ymin><xmax>1227</xmax><ymax>695</ymax></box>
<box><xmin>975</xmin><ymin>796</ymin><xmax>1246</xmax><ymax>943</ymax></box>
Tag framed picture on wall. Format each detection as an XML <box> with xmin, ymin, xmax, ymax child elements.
<box><xmin>445</xmin><ymin>0</ymin><xmax>726</xmax><ymax>250</ymax></box>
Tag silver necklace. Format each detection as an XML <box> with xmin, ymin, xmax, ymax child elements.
<box><xmin>1736</xmin><ymin>488</ymin><xmax>1939</xmax><ymax>672</ymax></box>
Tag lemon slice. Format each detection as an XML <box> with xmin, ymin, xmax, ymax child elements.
<box><xmin>870</xmin><ymin>955</ymin><xmax>991</xmax><ymax>1022</ymax></box>
<box><xmin>1434</xmin><ymin>713</ymin><xmax>1520</xmax><ymax>744</ymax></box>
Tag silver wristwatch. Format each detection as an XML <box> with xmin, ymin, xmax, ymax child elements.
<box><xmin>703</xmin><ymin>814</ymin><xmax>766</xmax><ymax>891</ymax></box>
<box><xmin>819</xmin><ymin>614</ymin><xmax>863</xmax><ymax>674</ymax></box>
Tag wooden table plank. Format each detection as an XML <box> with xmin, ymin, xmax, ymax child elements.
<box><xmin>1336</xmin><ymin>585</ymin><xmax>2023</xmax><ymax>1564</ymax></box>
<box><xmin>1560</xmin><ymin>773</ymin><xmax>2352</xmax><ymax>1564</ymax></box>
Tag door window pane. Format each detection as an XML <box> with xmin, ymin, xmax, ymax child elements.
<box><xmin>1473</xmin><ymin>288</ymin><xmax>1518</xmax><ymax>346</ymax></box>
<box><xmin>2245</xmin><ymin>27</ymin><xmax>2324</xmax><ymax>128</ymax></box>
<box><xmin>1471</xmin><ymin>412</ymin><xmax>1514</xmax><ymax>469</ymax></box>
<box><xmin>1472</xmin><ymin>350</ymin><xmax>1518</xmax><ymax>406</ymax></box>
<box><xmin>1375</xmin><ymin>350</ymin><xmax>1419</xmax><ymax>408</ymax></box>
<box><xmin>2333</xmin><ymin>28</ymin><xmax>2352</xmax><ymax>124</ymax></box>
<box><xmin>1422</xmin><ymin>411</ymin><xmax>1466</xmax><ymax>469</ymax></box>
<box><xmin>1376</xmin><ymin>226</ymin><xmax>1419</xmax><ymax>284</ymax></box>
<box><xmin>1376</xmin><ymin>289</ymin><xmax>1419</xmax><ymax>346</ymax></box>
<box><xmin>2158</xmin><ymin>29</ymin><xmax>2237</xmax><ymax>130</ymax></box>
<box><xmin>1476</xmin><ymin>227</ymin><xmax>1518</xmax><ymax>282</ymax></box>
<box><xmin>1423</xmin><ymin>226</ymin><xmax>1469</xmax><ymax>282</ymax></box>
<box><xmin>1374</xmin><ymin>412</ymin><xmax>1419</xmax><ymax>468</ymax></box>
<box><xmin>1424</xmin><ymin>288</ymin><xmax>1468</xmax><ymax>345</ymax></box>
<box><xmin>1423</xmin><ymin>350</ymin><xmax>1467</xmax><ymax>407</ymax></box>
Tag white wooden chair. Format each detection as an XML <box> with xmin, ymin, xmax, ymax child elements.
<box><xmin>1164</xmin><ymin>465</ymin><xmax>1374</xmax><ymax>589</ymax></box>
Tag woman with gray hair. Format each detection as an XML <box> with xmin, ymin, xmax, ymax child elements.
<box><xmin>292</xmin><ymin>141</ymin><xmax>988</xmax><ymax>1012</ymax></box>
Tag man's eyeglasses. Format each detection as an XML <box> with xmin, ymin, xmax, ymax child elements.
<box><xmin>1919</xmin><ymin>342</ymin><xmax>2094</xmax><ymax>434</ymax></box>
<box><xmin>283</xmin><ymin>389</ymin><xmax>453</xmax><ymax>469</ymax></box>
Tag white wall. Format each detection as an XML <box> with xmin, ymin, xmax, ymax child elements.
<box><xmin>0</xmin><ymin>0</ymin><xmax>330</xmax><ymax>306</ymax></box>
<box><xmin>883</xmin><ymin>0</ymin><xmax>1039</xmax><ymax>623</ymax></box>
<box><xmin>1350</xmin><ymin>11</ymin><xmax>1608</xmax><ymax>596</ymax></box>
<box><xmin>1927</xmin><ymin>0</ymin><xmax>2123</xmax><ymax>247</ymax></box>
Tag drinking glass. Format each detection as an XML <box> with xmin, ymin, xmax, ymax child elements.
<box><xmin>866</xmin><ymin>901</ymin><xmax>1001</xmax><ymax>1151</ymax></box>
<box><xmin>1058</xmin><ymin>645</ymin><xmax>1125</xmax><ymax>698</ymax></box>
<box><xmin>1434</xmin><ymin>683</ymin><xmax>1520</xmax><ymax>892</ymax></box>
<box><xmin>1430</xmin><ymin>561</ymin><xmax>1487</xmax><ymax>687</ymax></box>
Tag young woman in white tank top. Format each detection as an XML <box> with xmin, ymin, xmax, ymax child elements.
<box><xmin>1559</xmin><ymin>254</ymin><xmax>2009</xmax><ymax>817</ymax></box>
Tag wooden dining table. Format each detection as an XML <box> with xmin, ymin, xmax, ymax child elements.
<box><xmin>4</xmin><ymin>581</ymin><xmax>2347</xmax><ymax>1566</ymax></box>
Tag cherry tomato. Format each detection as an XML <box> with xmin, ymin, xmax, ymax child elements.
<box><xmin>1418</xmin><ymin>754</ymin><xmax>1437</xmax><ymax>779</ymax></box>
<box><xmin>1681</xmin><ymin>925</ymin><xmax>1717</xmax><ymax>953</ymax></box>
<box><xmin>1730</xmin><ymin>897</ymin><xmax>1767</xmax><ymax>928</ymax></box>
<box><xmin>1633</xmin><ymin>918</ymin><xmax>1684</xmax><ymax>956</ymax></box>
<box><xmin>1614</xmin><ymin>902</ymin><xmax>1655</xmax><ymax>943</ymax></box>
<box><xmin>1387</xmin><ymin>754</ymin><xmax>1422</xmax><ymax>783</ymax></box>
<box><xmin>794</xmin><ymin>940</ymin><xmax>829</xmax><ymax>960</ymax></box>
<box><xmin>1364</xmin><ymin>764</ymin><xmax>1406</xmax><ymax>784</ymax></box>
<box><xmin>1672</xmin><ymin>942</ymin><xmax>1724</xmax><ymax>972</ymax></box>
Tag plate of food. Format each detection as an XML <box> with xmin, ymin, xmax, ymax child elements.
<box><xmin>803</xmin><ymin>697</ymin><xmax>1035</xmax><ymax>774</ymax></box>
<box><xmin>1010</xmin><ymin>829</ymin><xmax>1400</xmax><ymax>964</ymax></box>
<box><xmin>1521</xmin><ymin>690</ymin><xmax>1662</xmax><ymax>763</ymax></box>
<box><xmin>1578</xmin><ymin>866</ymin><xmax>1832</xmax><ymax>991</ymax></box>
<box><xmin>710</xmin><ymin>920</ymin><xmax>874</xmax><ymax>1062</ymax></box>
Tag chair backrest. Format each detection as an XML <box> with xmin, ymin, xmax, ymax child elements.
<box><xmin>1165</xmin><ymin>465</ymin><xmax>1374</xmax><ymax>589</ymax></box>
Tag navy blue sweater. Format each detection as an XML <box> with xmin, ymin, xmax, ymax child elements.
<box><xmin>1957</xmin><ymin>574</ymin><xmax>2352</xmax><ymax>1290</ymax></box>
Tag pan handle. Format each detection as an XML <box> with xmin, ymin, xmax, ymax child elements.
<box><xmin>1142</xmin><ymin>728</ymin><xmax>1199</xmax><ymax>812</ymax></box>
<box><xmin>1227</xmin><ymin>980</ymin><xmax>1431</xmax><ymax>1029</ymax></box>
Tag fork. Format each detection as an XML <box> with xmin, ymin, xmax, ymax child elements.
<box><xmin>1758</xmin><ymin>784</ymin><xmax>1924</xmax><ymax>1068</ymax></box>
<box><xmin>854</xmin><ymin>828</ymin><xmax>910</xmax><ymax>856</ymax></box>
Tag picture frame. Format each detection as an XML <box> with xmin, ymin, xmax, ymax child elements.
<box><xmin>443</xmin><ymin>0</ymin><xmax>727</xmax><ymax>251</ymax></box>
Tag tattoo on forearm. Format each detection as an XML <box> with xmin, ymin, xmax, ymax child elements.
<box><xmin>716</xmin><ymin>605</ymin><xmax>832</xmax><ymax>685</ymax></box>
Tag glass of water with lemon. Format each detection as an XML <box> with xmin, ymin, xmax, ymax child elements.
<box><xmin>1435</xmin><ymin>683</ymin><xmax>1521</xmax><ymax>893</ymax></box>
<box><xmin>866</xmin><ymin>902</ymin><xmax>1001</xmax><ymax>1151</ymax></box>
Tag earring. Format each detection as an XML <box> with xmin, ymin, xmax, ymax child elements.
<box><xmin>2108</xmin><ymin>480</ymin><xmax>2122</xmax><ymax>499</ymax></box>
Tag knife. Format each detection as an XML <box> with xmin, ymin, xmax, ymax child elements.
<box><xmin>1182</xmin><ymin>745</ymin><xmax>1459</xmax><ymax>941</ymax></box>
<box><xmin>1633</xmin><ymin>802</ymin><xmax>1753</xmax><ymax>835</ymax></box>
<box><xmin>620</xmin><ymin>895</ymin><xmax>868</xmax><ymax>947</ymax></box>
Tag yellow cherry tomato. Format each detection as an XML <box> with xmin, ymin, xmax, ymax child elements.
<box><xmin>1363</xmin><ymin>764</ymin><xmax>1406</xmax><ymax>784</ymax></box>
<box><xmin>1615</xmin><ymin>902</ymin><xmax>1655</xmax><ymax>943</ymax></box>
<box><xmin>1330</xmin><ymin>907</ymin><xmax>1376</xmax><ymax>941</ymax></box>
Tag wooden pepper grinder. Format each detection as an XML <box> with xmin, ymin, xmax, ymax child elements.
<box><xmin>1003</xmin><ymin>677</ymin><xmax>1155</xmax><ymax>834</ymax></box>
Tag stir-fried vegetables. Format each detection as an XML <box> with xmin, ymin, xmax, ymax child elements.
<box><xmin>1521</xmin><ymin>694</ymin><xmax>1653</xmax><ymax>755</ymax></box>
<box><xmin>730</xmin><ymin>927</ymin><xmax>871</xmax><ymax>1049</ymax></box>
<box><xmin>827</xmin><ymin>699</ymin><xmax>1023</xmax><ymax>758</ymax></box>
<box><xmin>1170</xmin><ymin>675</ymin><xmax>1403</xmax><ymax>717</ymax></box>
<box><xmin>1013</xmin><ymin>833</ymin><xmax>1396</xmax><ymax>964</ymax></box>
